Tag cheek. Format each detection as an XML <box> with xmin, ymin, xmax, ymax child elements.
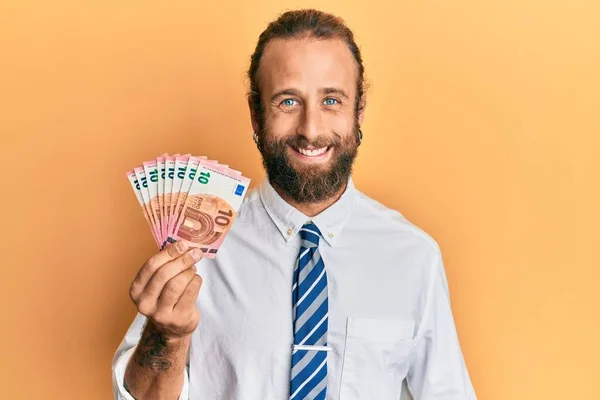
<box><xmin>266</xmin><ymin>111</ymin><xmax>300</xmax><ymax>137</ymax></box>
<box><xmin>325</xmin><ymin>113</ymin><xmax>355</xmax><ymax>137</ymax></box>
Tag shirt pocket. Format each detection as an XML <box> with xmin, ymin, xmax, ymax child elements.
<box><xmin>338</xmin><ymin>317</ymin><xmax>414</xmax><ymax>400</ymax></box>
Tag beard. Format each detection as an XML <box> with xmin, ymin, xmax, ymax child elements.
<box><xmin>257</xmin><ymin>124</ymin><xmax>360</xmax><ymax>204</ymax></box>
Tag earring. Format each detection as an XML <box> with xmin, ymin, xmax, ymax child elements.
<box><xmin>358</xmin><ymin>128</ymin><xmax>363</xmax><ymax>145</ymax></box>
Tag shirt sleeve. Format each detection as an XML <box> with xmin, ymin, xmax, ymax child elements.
<box><xmin>405</xmin><ymin>250</ymin><xmax>477</xmax><ymax>399</ymax></box>
<box><xmin>111</xmin><ymin>312</ymin><xmax>190</xmax><ymax>400</ymax></box>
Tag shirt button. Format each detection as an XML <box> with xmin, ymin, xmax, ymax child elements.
<box><xmin>287</xmin><ymin>228</ymin><xmax>293</xmax><ymax>235</ymax></box>
<box><xmin>328</xmin><ymin>232</ymin><xmax>334</xmax><ymax>239</ymax></box>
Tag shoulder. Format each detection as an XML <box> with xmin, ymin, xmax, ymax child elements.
<box><xmin>350</xmin><ymin>187</ymin><xmax>447</xmax><ymax>299</ymax></box>
<box><xmin>232</xmin><ymin>184</ymin><xmax>269</xmax><ymax>228</ymax></box>
<box><xmin>238</xmin><ymin>184</ymin><xmax>262</xmax><ymax>212</ymax></box>
<box><xmin>352</xmin><ymin>188</ymin><xmax>442</xmax><ymax>258</ymax></box>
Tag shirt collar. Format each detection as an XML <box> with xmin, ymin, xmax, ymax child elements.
<box><xmin>258</xmin><ymin>177</ymin><xmax>356</xmax><ymax>247</ymax></box>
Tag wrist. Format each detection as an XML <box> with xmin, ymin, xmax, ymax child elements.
<box><xmin>144</xmin><ymin>321</ymin><xmax>192</xmax><ymax>348</ymax></box>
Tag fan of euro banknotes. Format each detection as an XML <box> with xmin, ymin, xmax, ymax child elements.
<box><xmin>126</xmin><ymin>153</ymin><xmax>251</xmax><ymax>258</ymax></box>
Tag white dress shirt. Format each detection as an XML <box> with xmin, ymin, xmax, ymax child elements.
<box><xmin>112</xmin><ymin>178</ymin><xmax>477</xmax><ymax>399</ymax></box>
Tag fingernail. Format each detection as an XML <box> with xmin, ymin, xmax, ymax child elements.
<box><xmin>191</xmin><ymin>265</ymin><xmax>197</xmax><ymax>271</ymax></box>
<box><xmin>192</xmin><ymin>248</ymin><xmax>203</xmax><ymax>260</ymax></box>
<box><xmin>176</xmin><ymin>241</ymin><xmax>187</xmax><ymax>252</ymax></box>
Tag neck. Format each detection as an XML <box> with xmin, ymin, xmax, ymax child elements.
<box><xmin>272</xmin><ymin>181</ymin><xmax>348</xmax><ymax>217</ymax></box>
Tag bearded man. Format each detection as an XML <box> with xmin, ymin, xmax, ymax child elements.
<box><xmin>112</xmin><ymin>9</ymin><xmax>477</xmax><ymax>400</ymax></box>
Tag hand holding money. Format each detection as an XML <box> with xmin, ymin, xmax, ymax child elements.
<box><xmin>126</xmin><ymin>153</ymin><xmax>251</xmax><ymax>257</ymax></box>
<box><xmin>123</xmin><ymin>153</ymin><xmax>251</xmax><ymax>397</ymax></box>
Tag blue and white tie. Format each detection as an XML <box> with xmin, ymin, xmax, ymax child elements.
<box><xmin>290</xmin><ymin>222</ymin><xmax>329</xmax><ymax>400</ymax></box>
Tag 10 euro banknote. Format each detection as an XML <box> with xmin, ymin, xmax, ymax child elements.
<box><xmin>126</xmin><ymin>153</ymin><xmax>250</xmax><ymax>258</ymax></box>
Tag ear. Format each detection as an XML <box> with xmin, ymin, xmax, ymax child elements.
<box><xmin>248</xmin><ymin>96</ymin><xmax>259</xmax><ymax>133</ymax></box>
<box><xmin>357</xmin><ymin>94</ymin><xmax>367</xmax><ymax>127</ymax></box>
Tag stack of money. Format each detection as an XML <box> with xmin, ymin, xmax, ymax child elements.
<box><xmin>126</xmin><ymin>153</ymin><xmax>251</xmax><ymax>258</ymax></box>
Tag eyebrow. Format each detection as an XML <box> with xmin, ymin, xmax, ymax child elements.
<box><xmin>321</xmin><ymin>87</ymin><xmax>349</xmax><ymax>99</ymax></box>
<box><xmin>270</xmin><ymin>88</ymin><xmax>301</xmax><ymax>102</ymax></box>
<box><xmin>270</xmin><ymin>87</ymin><xmax>350</xmax><ymax>102</ymax></box>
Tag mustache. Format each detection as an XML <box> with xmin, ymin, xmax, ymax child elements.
<box><xmin>277</xmin><ymin>134</ymin><xmax>342</xmax><ymax>150</ymax></box>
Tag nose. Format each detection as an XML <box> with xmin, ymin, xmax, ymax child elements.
<box><xmin>297</xmin><ymin>103</ymin><xmax>322</xmax><ymax>143</ymax></box>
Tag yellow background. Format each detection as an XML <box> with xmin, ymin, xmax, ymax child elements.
<box><xmin>1</xmin><ymin>0</ymin><xmax>598</xmax><ymax>398</ymax></box>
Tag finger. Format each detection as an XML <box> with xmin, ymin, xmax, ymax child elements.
<box><xmin>143</xmin><ymin>247</ymin><xmax>203</xmax><ymax>300</ymax></box>
<box><xmin>174</xmin><ymin>274</ymin><xmax>203</xmax><ymax>312</ymax></box>
<box><xmin>130</xmin><ymin>241</ymin><xmax>189</xmax><ymax>301</ymax></box>
<box><xmin>156</xmin><ymin>267</ymin><xmax>197</xmax><ymax>310</ymax></box>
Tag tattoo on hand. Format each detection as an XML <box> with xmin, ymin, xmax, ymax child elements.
<box><xmin>134</xmin><ymin>330</ymin><xmax>173</xmax><ymax>370</ymax></box>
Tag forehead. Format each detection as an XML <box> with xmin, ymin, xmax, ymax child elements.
<box><xmin>257</xmin><ymin>37</ymin><xmax>358</xmax><ymax>95</ymax></box>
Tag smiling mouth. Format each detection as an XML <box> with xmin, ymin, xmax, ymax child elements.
<box><xmin>289</xmin><ymin>145</ymin><xmax>331</xmax><ymax>158</ymax></box>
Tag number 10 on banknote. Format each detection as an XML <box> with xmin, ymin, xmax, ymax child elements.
<box><xmin>126</xmin><ymin>153</ymin><xmax>251</xmax><ymax>259</ymax></box>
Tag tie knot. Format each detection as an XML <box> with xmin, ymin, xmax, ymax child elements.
<box><xmin>299</xmin><ymin>222</ymin><xmax>321</xmax><ymax>247</ymax></box>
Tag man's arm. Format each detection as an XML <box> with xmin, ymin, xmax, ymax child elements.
<box><xmin>406</xmin><ymin>250</ymin><xmax>477</xmax><ymax>399</ymax></box>
<box><xmin>112</xmin><ymin>242</ymin><xmax>203</xmax><ymax>400</ymax></box>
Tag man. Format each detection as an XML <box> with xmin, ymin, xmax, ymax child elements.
<box><xmin>112</xmin><ymin>9</ymin><xmax>477</xmax><ymax>400</ymax></box>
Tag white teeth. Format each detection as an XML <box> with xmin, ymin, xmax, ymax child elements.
<box><xmin>298</xmin><ymin>147</ymin><xmax>328</xmax><ymax>156</ymax></box>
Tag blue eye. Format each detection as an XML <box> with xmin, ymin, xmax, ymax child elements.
<box><xmin>324</xmin><ymin>98</ymin><xmax>339</xmax><ymax>106</ymax></box>
<box><xmin>281</xmin><ymin>98</ymin><xmax>298</xmax><ymax>107</ymax></box>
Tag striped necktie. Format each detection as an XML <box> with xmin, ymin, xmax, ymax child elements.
<box><xmin>290</xmin><ymin>222</ymin><xmax>329</xmax><ymax>400</ymax></box>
